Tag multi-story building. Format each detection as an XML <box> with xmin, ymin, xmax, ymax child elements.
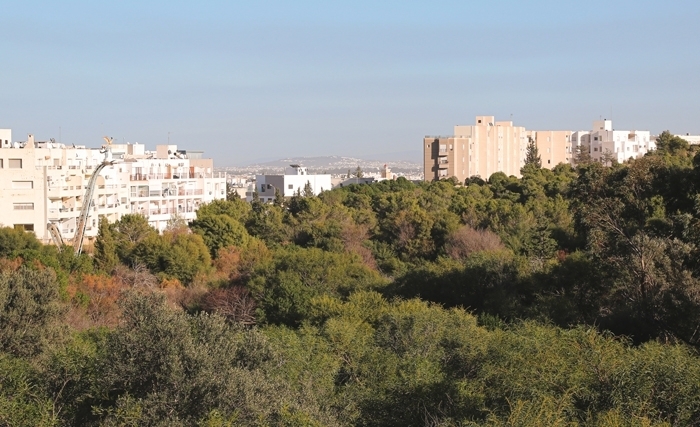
<box><xmin>246</xmin><ymin>165</ymin><xmax>331</xmax><ymax>202</ymax></box>
<box><xmin>529</xmin><ymin>130</ymin><xmax>573</xmax><ymax>168</ymax></box>
<box><xmin>571</xmin><ymin>120</ymin><xmax>654</xmax><ymax>164</ymax></box>
<box><xmin>424</xmin><ymin>117</ymin><xmax>657</xmax><ymax>183</ymax></box>
<box><xmin>0</xmin><ymin>131</ymin><xmax>226</xmax><ymax>245</ymax></box>
<box><xmin>424</xmin><ymin>116</ymin><xmax>529</xmax><ymax>182</ymax></box>
<box><xmin>0</xmin><ymin>129</ymin><xmax>11</xmax><ymax>148</ymax></box>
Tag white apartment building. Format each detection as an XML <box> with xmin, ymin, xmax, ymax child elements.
<box><xmin>0</xmin><ymin>129</ymin><xmax>11</xmax><ymax>148</ymax></box>
<box><xmin>246</xmin><ymin>165</ymin><xmax>331</xmax><ymax>202</ymax></box>
<box><xmin>0</xmin><ymin>131</ymin><xmax>226</xmax><ymax>245</ymax></box>
<box><xmin>571</xmin><ymin>120</ymin><xmax>654</xmax><ymax>164</ymax></box>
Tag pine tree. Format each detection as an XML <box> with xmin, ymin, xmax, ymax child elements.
<box><xmin>303</xmin><ymin>181</ymin><xmax>314</xmax><ymax>198</ymax></box>
<box><xmin>524</xmin><ymin>136</ymin><xmax>541</xmax><ymax>169</ymax></box>
<box><xmin>273</xmin><ymin>188</ymin><xmax>284</xmax><ymax>206</ymax></box>
<box><xmin>94</xmin><ymin>216</ymin><xmax>118</xmax><ymax>273</ymax></box>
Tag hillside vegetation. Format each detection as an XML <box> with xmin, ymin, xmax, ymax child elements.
<box><xmin>2</xmin><ymin>132</ymin><xmax>700</xmax><ymax>426</ymax></box>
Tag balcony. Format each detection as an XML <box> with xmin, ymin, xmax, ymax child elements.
<box><xmin>129</xmin><ymin>172</ymin><xmax>208</xmax><ymax>181</ymax></box>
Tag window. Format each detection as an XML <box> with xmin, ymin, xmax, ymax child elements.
<box><xmin>14</xmin><ymin>224</ymin><xmax>34</xmax><ymax>232</ymax></box>
<box><xmin>0</xmin><ymin>159</ymin><xmax>3</xmax><ymax>168</ymax></box>
<box><xmin>288</xmin><ymin>184</ymin><xmax>293</xmax><ymax>189</ymax></box>
<box><xmin>11</xmin><ymin>181</ymin><xmax>33</xmax><ymax>189</ymax></box>
<box><xmin>13</xmin><ymin>203</ymin><xmax>34</xmax><ymax>210</ymax></box>
<box><xmin>8</xmin><ymin>159</ymin><xmax>22</xmax><ymax>168</ymax></box>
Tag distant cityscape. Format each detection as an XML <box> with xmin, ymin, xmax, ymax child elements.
<box><xmin>1</xmin><ymin>115</ymin><xmax>697</xmax><ymax>244</ymax></box>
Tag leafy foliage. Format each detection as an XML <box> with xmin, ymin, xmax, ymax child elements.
<box><xmin>6</xmin><ymin>144</ymin><xmax>700</xmax><ymax>425</ymax></box>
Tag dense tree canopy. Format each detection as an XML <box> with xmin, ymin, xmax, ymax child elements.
<box><xmin>4</xmin><ymin>145</ymin><xmax>700</xmax><ymax>425</ymax></box>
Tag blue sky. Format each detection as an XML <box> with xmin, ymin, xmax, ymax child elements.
<box><xmin>2</xmin><ymin>0</ymin><xmax>699</xmax><ymax>165</ymax></box>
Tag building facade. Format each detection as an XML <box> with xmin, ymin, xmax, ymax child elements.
<box><xmin>571</xmin><ymin>120</ymin><xmax>654</xmax><ymax>164</ymax></box>
<box><xmin>246</xmin><ymin>165</ymin><xmax>331</xmax><ymax>202</ymax></box>
<box><xmin>424</xmin><ymin>116</ymin><xmax>529</xmax><ymax>182</ymax></box>
<box><xmin>424</xmin><ymin>117</ymin><xmax>656</xmax><ymax>183</ymax></box>
<box><xmin>530</xmin><ymin>130</ymin><xmax>573</xmax><ymax>168</ymax></box>
<box><xmin>0</xmin><ymin>132</ymin><xmax>226</xmax><ymax>245</ymax></box>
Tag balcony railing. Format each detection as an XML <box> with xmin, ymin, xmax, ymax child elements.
<box><xmin>129</xmin><ymin>188</ymin><xmax>204</xmax><ymax>198</ymax></box>
<box><xmin>133</xmin><ymin>207</ymin><xmax>196</xmax><ymax>215</ymax></box>
<box><xmin>130</xmin><ymin>172</ymin><xmax>211</xmax><ymax>181</ymax></box>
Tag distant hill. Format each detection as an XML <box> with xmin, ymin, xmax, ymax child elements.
<box><xmin>220</xmin><ymin>155</ymin><xmax>422</xmax><ymax>175</ymax></box>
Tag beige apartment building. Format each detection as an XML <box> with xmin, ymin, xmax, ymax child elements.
<box><xmin>529</xmin><ymin>130</ymin><xmax>573</xmax><ymax>168</ymax></box>
<box><xmin>0</xmin><ymin>131</ymin><xmax>226</xmax><ymax>245</ymax></box>
<box><xmin>424</xmin><ymin>116</ymin><xmax>529</xmax><ymax>182</ymax></box>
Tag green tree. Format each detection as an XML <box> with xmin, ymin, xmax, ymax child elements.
<box><xmin>84</xmin><ymin>292</ymin><xmax>340</xmax><ymax>426</ymax></box>
<box><xmin>0</xmin><ymin>226</ymin><xmax>41</xmax><ymax>258</ymax></box>
<box><xmin>524</xmin><ymin>136</ymin><xmax>541</xmax><ymax>169</ymax></box>
<box><xmin>303</xmin><ymin>180</ymin><xmax>314</xmax><ymax>198</ymax></box>
<box><xmin>354</xmin><ymin>166</ymin><xmax>364</xmax><ymax>178</ymax></box>
<box><xmin>249</xmin><ymin>246</ymin><xmax>387</xmax><ymax>326</ymax></box>
<box><xmin>655</xmin><ymin>130</ymin><xmax>690</xmax><ymax>154</ymax></box>
<box><xmin>131</xmin><ymin>232</ymin><xmax>211</xmax><ymax>284</ymax></box>
<box><xmin>0</xmin><ymin>267</ymin><xmax>66</xmax><ymax>358</ymax></box>
<box><xmin>273</xmin><ymin>187</ymin><xmax>285</xmax><ymax>206</ymax></box>
<box><xmin>111</xmin><ymin>214</ymin><xmax>158</xmax><ymax>263</ymax></box>
<box><xmin>191</xmin><ymin>214</ymin><xmax>251</xmax><ymax>258</ymax></box>
<box><xmin>245</xmin><ymin>201</ymin><xmax>289</xmax><ymax>245</ymax></box>
<box><xmin>197</xmin><ymin>199</ymin><xmax>251</xmax><ymax>223</ymax></box>
<box><xmin>0</xmin><ymin>354</ymin><xmax>57</xmax><ymax>426</ymax></box>
<box><xmin>93</xmin><ymin>217</ymin><xmax>118</xmax><ymax>273</ymax></box>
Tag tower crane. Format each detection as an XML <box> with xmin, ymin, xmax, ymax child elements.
<box><xmin>48</xmin><ymin>137</ymin><xmax>117</xmax><ymax>256</ymax></box>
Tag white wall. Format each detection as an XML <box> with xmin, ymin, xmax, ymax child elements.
<box><xmin>0</xmin><ymin>129</ymin><xmax>11</xmax><ymax>148</ymax></box>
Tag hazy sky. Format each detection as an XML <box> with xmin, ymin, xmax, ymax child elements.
<box><xmin>2</xmin><ymin>0</ymin><xmax>699</xmax><ymax>165</ymax></box>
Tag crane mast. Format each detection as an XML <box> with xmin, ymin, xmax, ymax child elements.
<box><xmin>73</xmin><ymin>161</ymin><xmax>110</xmax><ymax>255</ymax></box>
<box><xmin>47</xmin><ymin>138</ymin><xmax>117</xmax><ymax>256</ymax></box>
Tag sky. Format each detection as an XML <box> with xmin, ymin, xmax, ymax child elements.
<box><xmin>1</xmin><ymin>0</ymin><xmax>699</xmax><ymax>166</ymax></box>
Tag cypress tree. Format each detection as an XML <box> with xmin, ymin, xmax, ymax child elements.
<box><xmin>524</xmin><ymin>136</ymin><xmax>541</xmax><ymax>168</ymax></box>
<box><xmin>94</xmin><ymin>217</ymin><xmax>118</xmax><ymax>273</ymax></box>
